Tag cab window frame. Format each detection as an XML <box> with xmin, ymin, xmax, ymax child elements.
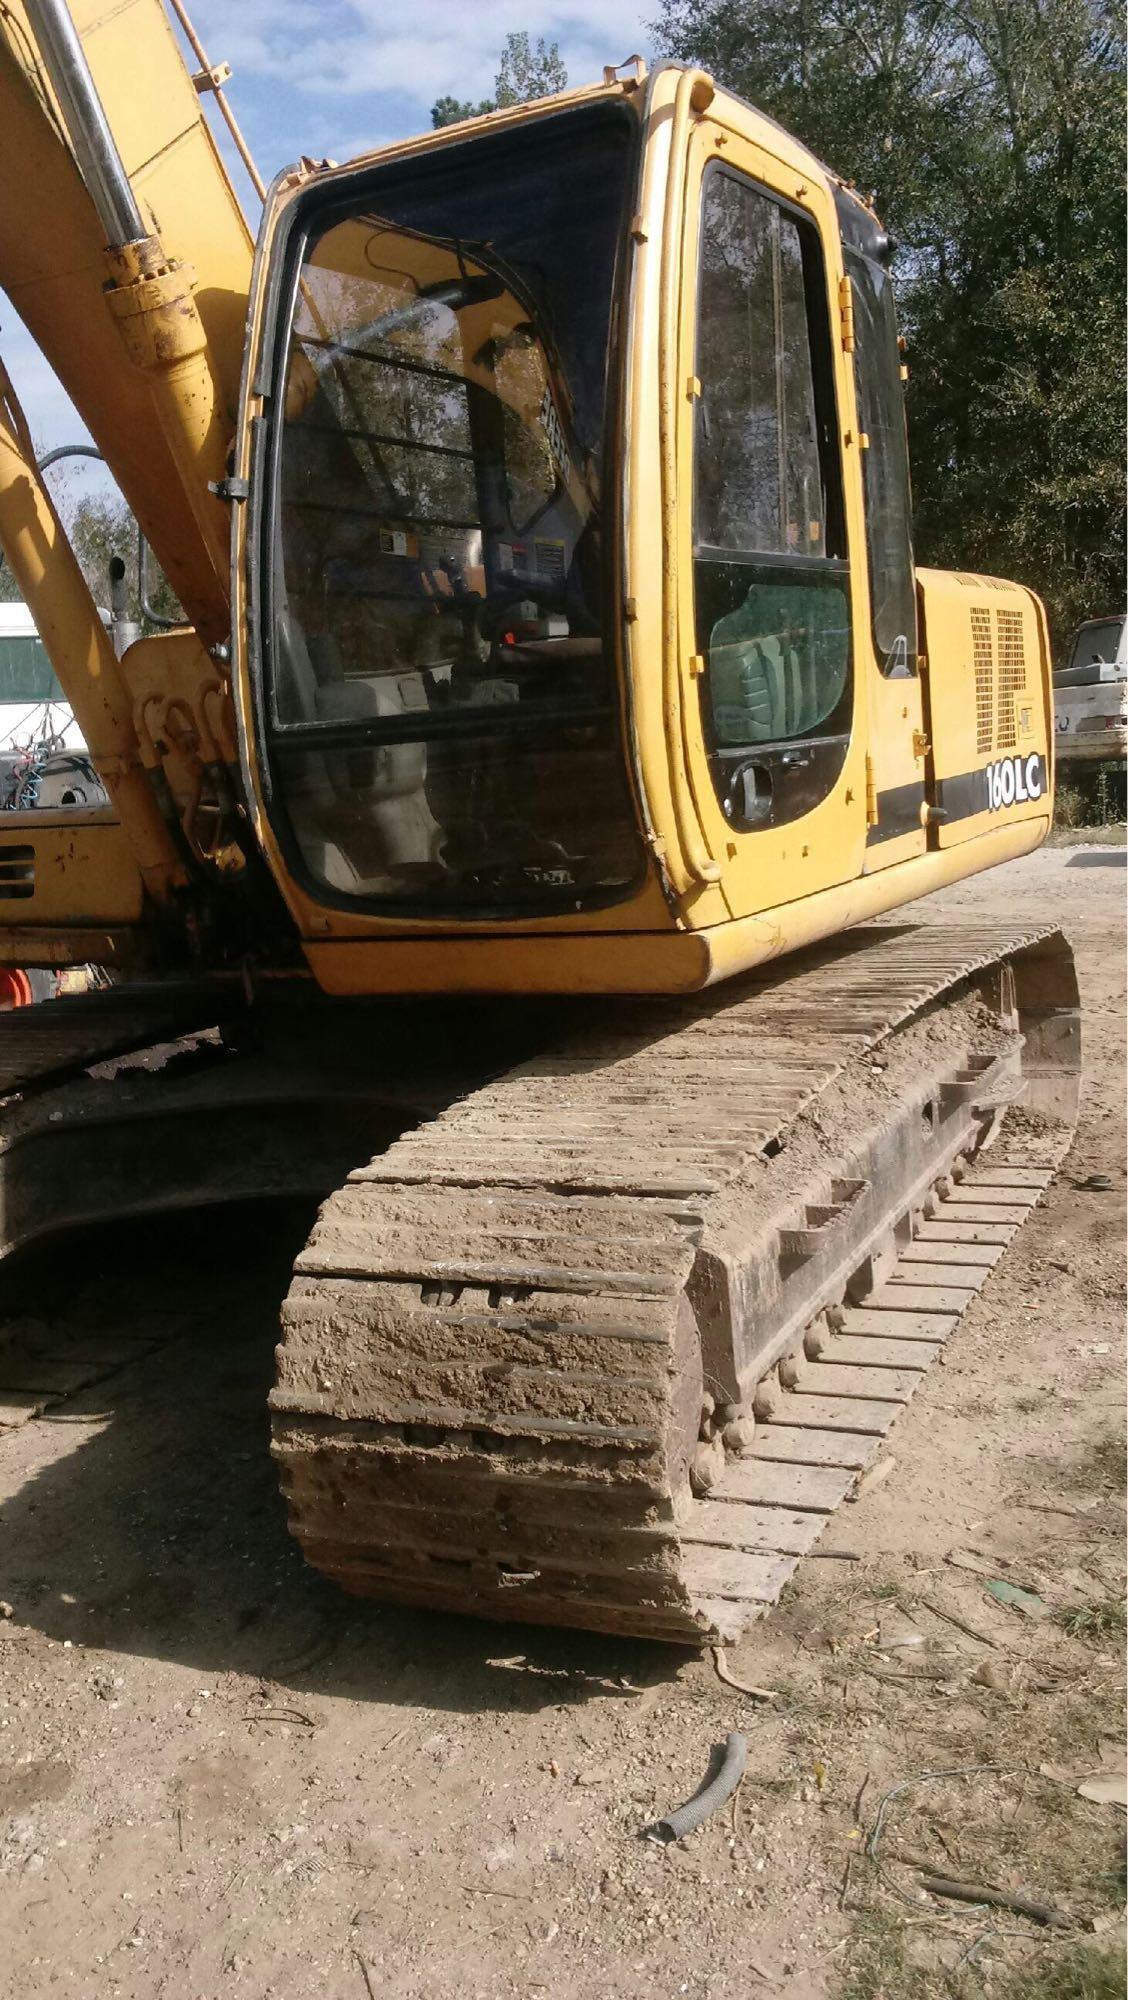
<box><xmin>692</xmin><ymin>162</ymin><xmax>853</xmax><ymax>833</ymax></box>
<box><xmin>840</xmin><ymin>237</ymin><xmax>918</xmax><ymax>680</ymax></box>
<box><xmin>246</xmin><ymin>97</ymin><xmax>648</xmax><ymax>922</ymax></box>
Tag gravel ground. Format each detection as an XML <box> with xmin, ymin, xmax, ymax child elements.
<box><xmin>0</xmin><ymin>843</ymin><xmax>1124</xmax><ymax>2000</ymax></box>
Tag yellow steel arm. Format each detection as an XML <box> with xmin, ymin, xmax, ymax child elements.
<box><xmin>0</xmin><ymin>354</ymin><xmax>188</xmax><ymax>900</ymax></box>
<box><xmin>0</xmin><ymin>0</ymin><xmax>254</xmax><ymax>642</ymax></box>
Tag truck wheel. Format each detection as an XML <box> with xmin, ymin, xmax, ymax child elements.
<box><xmin>0</xmin><ymin>969</ymin><xmax>34</xmax><ymax>1009</ymax></box>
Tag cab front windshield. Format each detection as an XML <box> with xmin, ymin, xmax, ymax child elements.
<box><xmin>264</xmin><ymin>107</ymin><xmax>642</xmax><ymax>914</ymax></box>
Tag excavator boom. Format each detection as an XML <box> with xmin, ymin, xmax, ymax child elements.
<box><xmin>0</xmin><ymin>0</ymin><xmax>252</xmax><ymax>637</ymax></box>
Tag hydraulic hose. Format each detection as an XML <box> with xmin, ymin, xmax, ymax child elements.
<box><xmin>648</xmin><ymin>1731</ymin><xmax>747</xmax><ymax>1841</ymax></box>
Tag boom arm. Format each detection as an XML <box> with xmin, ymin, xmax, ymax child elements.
<box><xmin>0</xmin><ymin>0</ymin><xmax>254</xmax><ymax>642</ymax></box>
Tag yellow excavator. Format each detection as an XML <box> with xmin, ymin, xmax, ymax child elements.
<box><xmin>0</xmin><ymin>0</ymin><xmax>1079</xmax><ymax>1641</ymax></box>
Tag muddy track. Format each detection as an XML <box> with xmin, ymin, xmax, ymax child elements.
<box><xmin>271</xmin><ymin>922</ymin><xmax>1080</xmax><ymax>1644</ymax></box>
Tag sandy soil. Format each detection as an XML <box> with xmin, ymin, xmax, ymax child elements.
<box><xmin>0</xmin><ymin>844</ymin><xmax>1124</xmax><ymax>2000</ymax></box>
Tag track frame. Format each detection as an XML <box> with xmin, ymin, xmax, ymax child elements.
<box><xmin>270</xmin><ymin>923</ymin><xmax>1080</xmax><ymax>1643</ymax></box>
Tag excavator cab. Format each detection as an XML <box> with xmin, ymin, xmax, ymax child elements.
<box><xmin>234</xmin><ymin>66</ymin><xmax>1052</xmax><ymax>995</ymax></box>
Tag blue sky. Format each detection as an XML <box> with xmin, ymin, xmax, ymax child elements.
<box><xmin>1</xmin><ymin>0</ymin><xmax>654</xmax><ymax>500</ymax></box>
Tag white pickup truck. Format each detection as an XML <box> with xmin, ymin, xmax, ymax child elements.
<box><xmin>1054</xmin><ymin>614</ymin><xmax>1127</xmax><ymax>769</ymax></box>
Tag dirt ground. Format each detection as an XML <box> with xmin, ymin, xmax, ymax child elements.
<box><xmin>0</xmin><ymin>842</ymin><xmax>1124</xmax><ymax>2000</ymax></box>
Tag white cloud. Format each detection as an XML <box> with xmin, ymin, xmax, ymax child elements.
<box><xmin>189</xmin><ymin>0</ymin><xmax>651</xmax><ymax>105</ymax></box>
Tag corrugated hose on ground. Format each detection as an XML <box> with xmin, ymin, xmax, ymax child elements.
<box><xmin>646</xmin><ymin>1731</ymin><xmax>747</xmax><ymax>1842</ymax></box>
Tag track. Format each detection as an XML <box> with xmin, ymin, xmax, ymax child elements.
<box><xmin>271</xmin><ymin>922</ymin><xmax>1081</xmax><ymax>1644</ymax></box>
<box><xmin>0</xmin><ymin>977</ymin><xmax>243</xmax><ymax>1095</ymax></box>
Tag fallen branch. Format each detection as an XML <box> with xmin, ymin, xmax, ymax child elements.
<box><xmin>839</xmin><ymin>1851</ymin><xmax>854</xmax><ymax>1910</ymax></box>
<box><xmin>862</xmin><ymin>1665</ymin><xmax>959</xmax><ymax>1686</ymax></box>
<box><xmin>915</xmin><ymin>1594</ymin><xmax>1001</xmax><ymax>1649</ymax></box>
<box><xmin>712</xmin><ymin>1646</ymin><xmax>778</xmax><ymax>1701</ymax></box>
<box><xmin>242</xmin><ymin>1707</ymin><xmax>318</xmax><ymax>1728</ymax></box>
<box><xmin>918</xmin><ymin>1872</ymin><xmax>1070</xmax><ymax>1930</ymax></box>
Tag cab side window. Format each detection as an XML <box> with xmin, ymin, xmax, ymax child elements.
<box><xmin>844</xmin><ymin>247</ymin><xmax>917</xmax><ymax>677</ymax></box>
<box><xmin>694</xmin><ymin>169</ymin><xmax>852</xmax><ymax>831</ymax></box>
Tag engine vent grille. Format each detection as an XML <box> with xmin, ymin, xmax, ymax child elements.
<box><xmin>971</xmin><ymin>607</ymin><xmax>994</xmax><ymax>754</ymax></box>
<box><xmin>955</xmin><ymin>572</ymin><xmax>1018</xmax><ymax>593</ymax></box>
<box><xmin>995</xmin><ymin>608</ymin><xmax>1026</xmax><ymax>750</ymax></box>
<box><xmin>970</xmin><ymin>606</ymin><xmax>1028</xmax><ymax>755</ymax></box>
<box><xmin>0</xmin><ymin>845</ymin><xmax>35</xmax><ymax>901</ymax></box>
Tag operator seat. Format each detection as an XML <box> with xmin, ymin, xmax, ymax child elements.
<box><xmin>272</xmin><ymin>610</ymin><xmax>438</xmax><ymax>890</ymax></box>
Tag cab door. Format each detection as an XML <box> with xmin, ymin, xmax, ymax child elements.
<box><xmin>839</xmin><ymin>222</ymin><xmax>928</xmax><ymax>867</ymax></box>
<box><xmin>673</xmin><ymin>109</ymin><xmax>868</xmax><ymax>923</ymax></box>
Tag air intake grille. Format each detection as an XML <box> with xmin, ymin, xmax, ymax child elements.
<box><xmin>995</xmin><ymin>608</ymin><xmax>1026</xmax><ymax>750</ymax></box>
<box><xmin>971</xmin><ymin>607</ymin><xmax>994</xmax><ymax>754</ymax></box>
<box><xmin>0</xmin><ymin>845</ymin><xmax>35</xmax><ymax>900</ymax></box>
<box><xmin>955</xmin><ymin>573</ymin><xmax>1017</xmax><ymax>593</ymax></box>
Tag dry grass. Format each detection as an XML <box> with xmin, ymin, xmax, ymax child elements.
<box><xmin>1057</xmin><ymin>1599</ymin><xmax>1127</xmax><ymax>1643</ymax></box>
<box><xmin>1074</xmin><ymin>1433</ymin><xmax>1127</xmax><ymax>1491</ymax></box>
<box><xmin>996</xmin><ymin>1943</ymin><xmax>1128</xmax><ymax>2000</ymax></box>
<box><xmin>835</xmin><ymin>1902</ymin><xmax>1126</xmax><ymax>2000</ymax></box>
<box><xmin>1054</xmin><ymin>770</ymin><xmax>1127</xmax><ymax>829</ymax></box>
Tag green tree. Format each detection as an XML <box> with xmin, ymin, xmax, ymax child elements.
<box><xmin>652</xmin><ymin>0</ymin><xmax>1126</xmax><ymax>647</ymax></box>
<box><xmin>0</xmin><ymin>478</ymin><xmax>182</xmax><ymax>625</ymax></box>
<box><xmin>495</xmin><ymin>31</ymin><xmax>568</xmax><ymax>105</ymax></box>
<box><xmin>430</xmin><ymin>94</ymin><xmax>494</xmax><ymax>128</ymax></box>
<box><xmin>431</xmin><ymin>31</ymin><xmax>568</xmax><ymax>128</ymax></box>
<box><xmin>61</xmin><ymin>488</ymin><xmax>182</xmax><ymax>627</ymax></box>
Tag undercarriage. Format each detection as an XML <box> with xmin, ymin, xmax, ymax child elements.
<box><xmin>0</xmin><ymin>922</ymin><xmax>1080</xmax><ymax>1644</ymax></box>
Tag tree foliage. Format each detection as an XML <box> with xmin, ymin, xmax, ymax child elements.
<box><xmin>431</xmin><ymin>31</ymin><xmax>567</xmax><ymax>127</ymax></box>
<box><xmin>495</xmin><ymin>31</ymin><xmax>568</xmax><ymax>105</ymax></box>
<box><xmin>0</xmin><ymin>477</ymin><xmax>181</xmax><ymax>626</ymax></box>
<box><xmin>60</xmin><ymin>487</ymin><xmax>182</xmax><ymax>626</ymax></box>
<box><xmin>652</xmin><ymin>0</ymin><xmax>1126</xmax><ymax>646</ymax></box>
<box><xmin>430</xmin><ymin>95</ymin><xmax>493</xmax><ymax>128</ymax></box>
